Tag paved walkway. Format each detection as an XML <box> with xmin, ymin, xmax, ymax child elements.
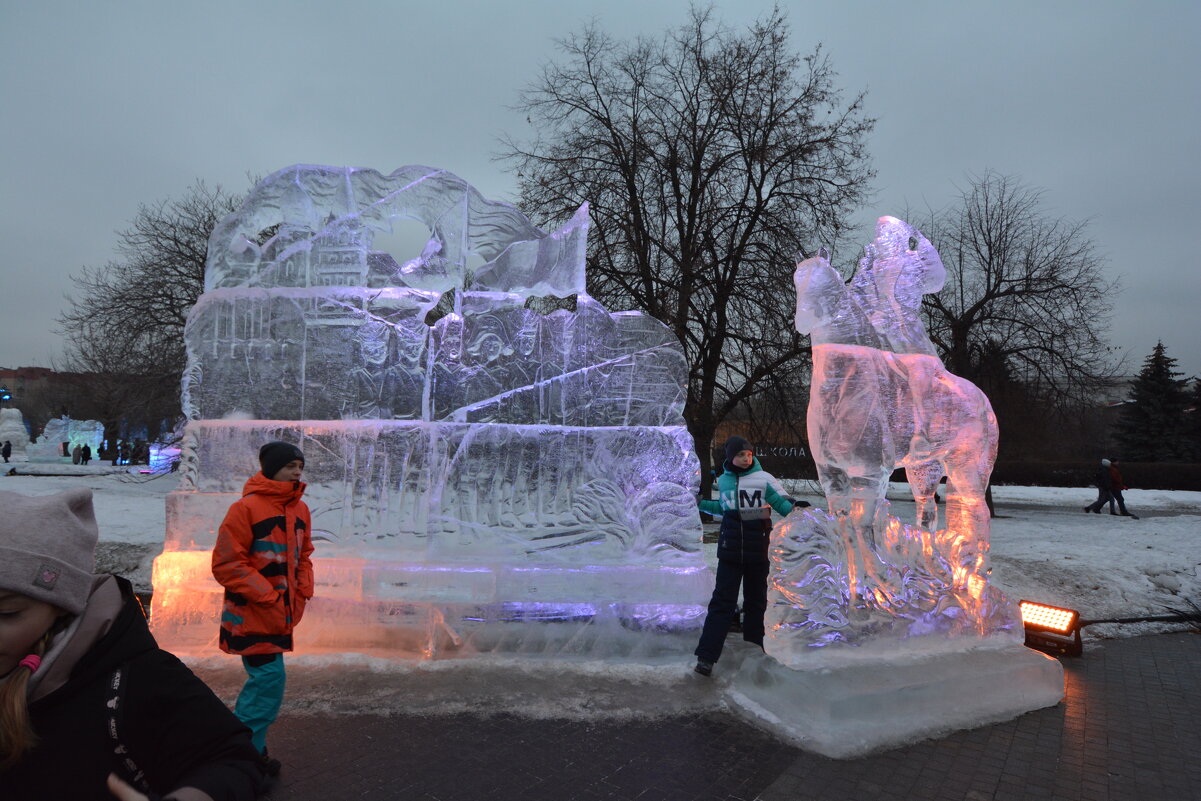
<box><xmin>196</xmin><ymin>632</ymin><xmax>1199</xmax><ymax>801</ymax></box>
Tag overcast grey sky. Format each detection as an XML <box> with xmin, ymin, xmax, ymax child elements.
<box><xmin>2</xmin><ymin>0</ymin><xmax>1198</xmax><ymax>378</ymax></box>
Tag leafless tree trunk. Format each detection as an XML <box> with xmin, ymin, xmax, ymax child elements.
<box><xmin>501</xmin><ymin>5</ymin><xmax>875</xmax><ymax>486</ymax></box>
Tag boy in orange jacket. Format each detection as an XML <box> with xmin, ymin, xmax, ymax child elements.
<box><xmin>212</xmin><ymin>441</ymin><xmax>314</xmax><ymax>776</ymax></box>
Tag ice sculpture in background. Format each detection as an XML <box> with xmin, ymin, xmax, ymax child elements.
<box><xmin>26</xmin><ymin>416</ymin><xmax>104</xmax><ymax>462</ymax></box>
<box><xmin>768</xmin><ymin>217</ymin><xmax>1015</xmax><ymax>664</ymax></box>
<box><xmin>0</xmin><ymin>408</ymin><xmax>30</xmax><ymax>460</ymax></box>
<box><xmin>151</xmin><ymin>165</ymin><xmax>709</xmax><ymax>658</ymax></box>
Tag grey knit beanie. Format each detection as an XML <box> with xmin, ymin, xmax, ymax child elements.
<box><xmin>0</xmin><ymin>488</ymin><xmax>98</xmax><ymax>614</ymax></box>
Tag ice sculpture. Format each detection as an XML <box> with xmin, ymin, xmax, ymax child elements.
<box><xmin>768</xmin><ymin>217</ymin><xmax>1017</xmax><ymax>664</ymax></box>
<box><xmin>721</xmin><ymin>217</ymin><xmax>1061</xmax><ymax>758</ymax></box>
<box><xmin>0</xmin><ymin>408</ymin><xmax>30</xmax><ymax>460</ymax></box>
<box><xmin>26</xmin><ymin>416</ymin><xmax>104</xmax><ymax>462</ymax></box>
<box><xmin>151</xmin><ymin>165</ymin><xmax>710</xmax><ymax>658</ymax></box>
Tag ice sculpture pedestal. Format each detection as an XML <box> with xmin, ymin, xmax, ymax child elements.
<box><xmin>152</xmin><ymin>548</ymin><xmax>710</xmax><ymax>659</ymax></box>
<box><xmin>725</xmin><ymin>644</ymin><xmax>1064</xmax><ymax>758</ymax></box>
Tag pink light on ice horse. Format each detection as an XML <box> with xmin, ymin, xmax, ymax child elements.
<box><xmin>794</xmin><ymin>218</ymin><xmax>998</xmax><ymax>604</ymax></box>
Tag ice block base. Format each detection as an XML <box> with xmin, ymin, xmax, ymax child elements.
<box><xmin>150</xmin><ymin>550</ymin><xmax>709</xmax><ymax>659</ymax></box>
<box><xmin>724</xmin><ymin>642</ymin><xmax>1064</xmax><ymax>758</ymax></box>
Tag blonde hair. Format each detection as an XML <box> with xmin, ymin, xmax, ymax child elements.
<box><xmin>0</xmin><ymin>628</ymin><xmax>56</xmax><ymax>767</ymax></box>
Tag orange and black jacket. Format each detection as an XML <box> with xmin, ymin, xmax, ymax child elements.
<box><xmin>212</xmin><ymin>472</ymin><xmax>314</xmax><ymax>655</ymax></box>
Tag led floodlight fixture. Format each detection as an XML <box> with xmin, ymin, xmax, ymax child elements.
<box><xmin>1020</xmin><ymin>600</ymin><xmax>1082</xmax><ymax>657</ymax></box>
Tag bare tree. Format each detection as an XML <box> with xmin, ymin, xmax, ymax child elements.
<box><xmin>501</xmin><ymin>5</ymin><xmax>875</xmax><ymax>483</ymax></box>
<box><xmin>57</xmin><ymin>180</ymin><xmax>245</xmax><ymax>437</ymax></box>
<box><xmin>918</xmin><ymin>172</ymin><xmax>1118</xmax><ymax>412</ymax></box>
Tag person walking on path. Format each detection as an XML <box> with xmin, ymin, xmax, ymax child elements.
<box><xmin>1107</xmin><ymin>459</ymin><xmax>1138</xmax><ymax>518</ymax></box>
<box><xmin>211</xmin><ymin>441</ymin><xmax>314</xmax><ymax>777</ymax></box>
<box><xmin>0</xmin><ymin>487</ymin><xmax>265</xmax><ymax>800</ymax></box>
<box><xmin>1084</xmin><ymin>458</ymin><xmax>1114</xmax><ymax>513</ymax></box>
<box><xmin>1</xmin><ymin>441</ymin><xmax>10</xmax><ymax>463</ymax></box>
<box><xmin>693</xmin><ymin>436</ymin><xmax>807</xmax><ymax>677</ymax></box>
<box><xmin>80</xmin><ymin>443</ymin><xmax>91</xmax><ymax>465</ymax></box>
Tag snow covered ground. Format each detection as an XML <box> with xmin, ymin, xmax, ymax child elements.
<box><xmin>2</xmin><ymin>464</ymin><xmax>1198</xmax><ymax>641</ymax></box>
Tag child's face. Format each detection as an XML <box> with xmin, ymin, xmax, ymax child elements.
<box><xmin>732</xmin><ymin>449</ymin><xmax>754</xmax><ymax>469</ymax></box>
<box><xmin>0</xmin><ymin>592</ymin><xmax>62</xmax><ymax>678</ymax></box>
<box><xmin>272</xmin><ymin>459</ymin><xmax>304</xmax><ymax>483</ymax></box>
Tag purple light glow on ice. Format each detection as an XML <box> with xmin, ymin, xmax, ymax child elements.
<box><xmin>767</xmin><ymin>217</ymin><xmax>1021</xmax><ymax>664</ymax></box>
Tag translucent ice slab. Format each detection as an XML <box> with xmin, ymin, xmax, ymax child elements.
<box><xmin>152</xmin><ymin>165</ymin><xmax>708</xmax><ymax>658</ymax></box>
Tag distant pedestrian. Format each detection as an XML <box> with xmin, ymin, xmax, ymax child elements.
<box><xmin>1107</xmin><ymin>459</ymin><xmax>1138</xmax><ymax>518</ymax></box>
<box><xmin>211</xmin><ymin>441</ymin><xmax>314</xmax><ymax>777</ymax></box>
<box><xmin>80</xmin><ymin>443</ymin><xmax>91</xmax><ymax>465</ymax></box>
<box><xmin>693</xmin><ymin>436</ymin><xmax>807</xmax><ymax>677</ymax></box>
<box><xmin>71</xmin><ymin>444</ymin><xmax>81</xmax><ymax>465</ymax></box>
<box><xmin>1083</xmin><ymin>458</ymin><xmax>1113</xmax><ymax>513</ymax></box>
<box><xmin>1</xmin><ymin>440</ymin><xmax>10</xmax><ymax>463</ymax></box>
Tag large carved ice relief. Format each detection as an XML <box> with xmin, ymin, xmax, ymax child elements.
<box><xmin>768</xmin><ymin>217</ymin><xmax>1020</xmax><ymax>666</ymax></box>
<box><xmin>154</xmin><ymin>165</ymin><xmax>708</xmax><ymax>657</ymax></box>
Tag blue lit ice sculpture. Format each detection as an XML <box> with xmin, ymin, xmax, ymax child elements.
<box><xmin>767</xmin><ymin>217</ymin><xmax>1020</xmax><ymax>665</ymax></box>
<box><xmin>150</xmin><ymin>165</ymin><xmax>710</xmax><ymax>658</ymax></box>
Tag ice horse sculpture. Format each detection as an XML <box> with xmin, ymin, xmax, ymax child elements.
<box><xmin>720</xmin><ymin>218</ymin><xmax>1059</xmax><ymax>758</ymax></box>
<box><xmin>767</xmin><ymin>217</ymin><xmax>1018</xmax><ymax>664</ymax></box>
<box><xmin>150</xmin><ymin>165</ymin><xmax>710</xmax><ymax>658</ymax></box>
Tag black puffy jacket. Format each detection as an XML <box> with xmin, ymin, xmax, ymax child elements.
<box><xmin>3</xmin><ymin>576</ymin><xmax>264</xmax><ymax>800</ymax></box>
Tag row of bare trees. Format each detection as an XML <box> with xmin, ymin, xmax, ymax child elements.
<box><xmin>57</xmin><ymin>6</ymin><xmax>1119</xmax><ymax>478</ymax></box>
<box><xmin>504</xmin><ymin>7</ymin><xmax>1117</xmax><ymax>481</ymax></box>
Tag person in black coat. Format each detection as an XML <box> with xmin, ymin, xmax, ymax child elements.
<box><xmin>0</xmin><ymin>488</ymin><xmax>265</xmax><ymax>801</ymax></box>
<box><xmin>1083</xmin><ymin>458</ymin><xmax>1113</xmax><ymax>513</ymax></box>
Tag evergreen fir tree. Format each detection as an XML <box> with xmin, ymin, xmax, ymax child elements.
<box><xmin>1114</xmin><ymin>342</ymin><xmax>1190</xmax><ymax>461</ymax></box>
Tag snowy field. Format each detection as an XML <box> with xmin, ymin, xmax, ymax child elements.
<box><xmin>2</xmin><ymin>464</ymin><xmax>1199</xmax><ymax>642</ymax></box>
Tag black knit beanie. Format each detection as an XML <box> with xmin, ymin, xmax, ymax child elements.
<box><xmin>724</xmin><ymin>436</ymin><xmax>753</xmax><ymax>463</ymax></box>
<box><xmin>259</xmin><ymin>441</ymin><xmax>305</xmax><ymax>480</ymax></box>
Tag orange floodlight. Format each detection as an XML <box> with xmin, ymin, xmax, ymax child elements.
<box><xmin>1020</xmin><ymin>600</ymin><xmax>1082</xmax><ymax>657</ymax></box>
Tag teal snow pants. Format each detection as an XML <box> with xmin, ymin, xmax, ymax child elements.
<box><xmin>234</xmin><ymin>653</ymin><xmax>286</xmax><ymax>753</ymax></box>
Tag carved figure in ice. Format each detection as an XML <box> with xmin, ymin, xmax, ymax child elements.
<box><xmin>770</xmin><ymin>217</ymin><xmax>1010</xmax><ymax>660</ymax></box>
<box><xmin>849</xmin><ymin>217</ymin><xmax>945</xmax><ymax>356</ymax></box>
<box><xmin>206</xmin><ymin>165</ymin><xmax>583</xmax><ymax>296</ymax></box>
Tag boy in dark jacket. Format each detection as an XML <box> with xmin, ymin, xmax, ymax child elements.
<box><xmin>0</xmin><ymin>487</ymin><xmax>264</xmax><ymax>800</ymax></box>
<box><xmin>693</xmin><ymin>436</ymin><xmax>806</xmax><ymax>676</ymax></box>
<box><xmin>212</xmin><ymin>441</ymin><xmax>314</xmax><ymax>776</ymax></box>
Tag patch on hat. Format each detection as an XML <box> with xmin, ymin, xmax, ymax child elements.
<box><xmin>33</xmin><ymin>564</ymin><xmax>60</xmax><ymax>590</ymax></box>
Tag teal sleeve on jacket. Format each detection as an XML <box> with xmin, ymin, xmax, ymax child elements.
<box><xmin>764</xmin><ymin>479</ymin><xmax>794</xmax><ymax>517</ymax></box>
<box><xmin>698</xmin><ymin>499</ymin><xmax>722</xmax><ymax>517</ymax></box>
